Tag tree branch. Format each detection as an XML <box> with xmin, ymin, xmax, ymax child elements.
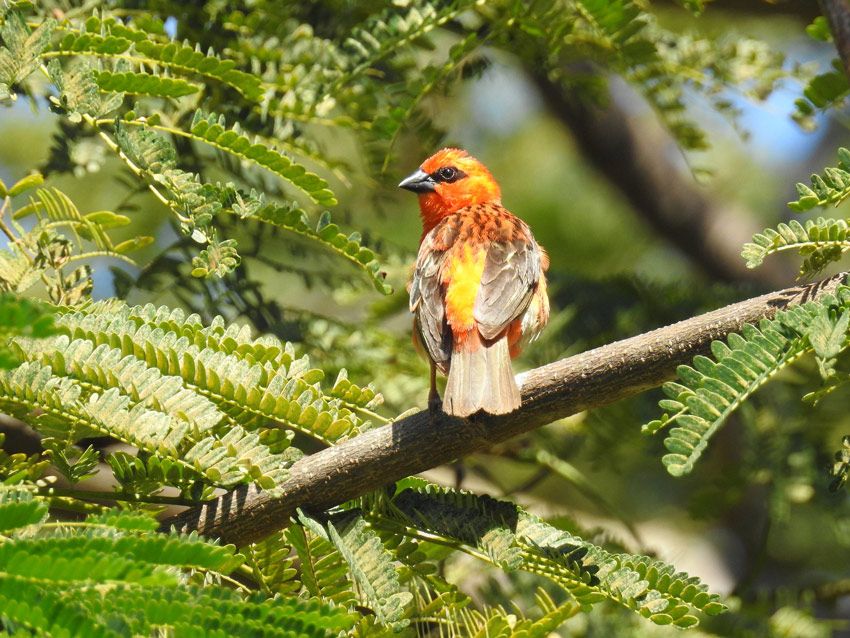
<box><xmin>528</xmin><ymin>72</ymin><xmax>796</xmax><ymax>287</ymax></box>
<box><xmin>821</xmin><ymin>0</ymin><xmax>850</xmax><ymax>78</ymax></box>
<box><xmin>161</xmin><ymin>273</ymin><xmax>846</xmax><ymax>545</ymax></box>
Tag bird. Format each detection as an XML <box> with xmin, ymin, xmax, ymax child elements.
<box><xmin>399</xmin><ymin>148</ymin><xmax>549</xmax><ymax>417</ymax></box>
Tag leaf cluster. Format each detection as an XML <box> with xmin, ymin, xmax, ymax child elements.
<box><xmin>0</xmin><ymin>488</ymin><xmax>354</xmax><ymax>637</ymax></box>
<box><xmin>643</xmin><ymin>284</ymin><xmax>850</xmax><ymax>477</ymax></box>
<box><xmin>0</xmin><ymin>1</ymin><xmax>835</xmax><ymax>636</ymax></box>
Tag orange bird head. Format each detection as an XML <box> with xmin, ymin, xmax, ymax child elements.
<box><xmin>399</xmin><ymin>148</ymin><xmax>501</xmax><ymax>235</ymax></box>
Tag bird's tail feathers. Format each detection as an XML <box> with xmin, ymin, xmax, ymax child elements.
<box><xmin>443</xmin><ymin>334</ymin><xmax>520</xmax><ymax>417</ymax></box>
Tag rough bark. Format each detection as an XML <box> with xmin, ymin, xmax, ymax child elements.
<box><xmin>161</xmin><ymin>273</ymin><xmax>846</xmax><ymax>546</ymax></box>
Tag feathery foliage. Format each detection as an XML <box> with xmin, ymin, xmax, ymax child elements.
<box><xmin>743</xmin><ymin>147</ymin><xmax>850</xmax><ymax>277</ymax></box>
<box><xmin>0</xmin><ymin>297</ymin><xmax>385</xmax><ymax>499</ymax></box>
<box><xmin>383</xmin><ymin>481</ymin><xmax>725</xmax><ymax>628</ymax></box>
<box><xmin>0</xmin><ymin>1</ymin><xmax>840</xmax><ymax>636</ymax></box>
<box><xmin>0</xmin><ymin>489</ymin><xmax>354</xmax><ymax>637</ymax></box>
<box><xmin>644</xmin><ymin>284</ymin><xmax>850</xmax><ymax>476</ymax></box>
<box><xmin>788</xmin><ymin>147</ymin><xmax>850</xmax><ymax>212</ymax></box>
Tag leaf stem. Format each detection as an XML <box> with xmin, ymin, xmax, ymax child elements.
<box><xmin>38</xmin><ymin>485</ymin><xmax>207</xmax><ymax>506</ymax></box>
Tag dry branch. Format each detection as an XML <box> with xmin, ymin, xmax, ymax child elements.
<box><xmin>162</xmin><ymin>273</ymin><xmax>847</xmax><ymax>545</ymax></box>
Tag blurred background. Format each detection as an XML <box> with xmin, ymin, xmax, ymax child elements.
<box><xmin>4</xmin><ymin>0</ymin><xmax>850</xmax><ymax>634</ymax></box>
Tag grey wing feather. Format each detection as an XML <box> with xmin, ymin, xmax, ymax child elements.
<box><xmin>474</xmin><ymin>238</ymin><xmax>541</xmax><ymax>340</ymax></box>
<box><xmin>410</xmin><ymin>238</ymin><xmax>451</xmax><ymax>368</ymax></box>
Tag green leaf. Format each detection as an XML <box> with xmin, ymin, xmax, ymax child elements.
<box><xmin>54</xmin><ymin>25</ymin><xmax>262</xmax><ymax>101</ymax></box>
<box><xmin>807</xmin><ymin>307</ymin><xmax>849</xmax><ymax>361</ymax></box>
<box><xmin>191</xmin><ymin>237</ymin><xmax>240</xmax><ymax>278</ymax></box>
<box><xmin>328</xmin><ymin>516</ymin><xmax>412</xmax><ymax>630</ymax></box>
<box><xmin>255</xmin><ymin>204</ymin><xmax>392</xmax><ymax>295</ymax></box>
<box><xmin>788</xmin><ymin>148</ymin><xmax>850</xmax><ymax>210</ymax></box>
<box><xmin>7</xmin><ymin>172</ymin><xmax>43</xmax><ymax>197</ymax></box>
<box><xmin>0</xmin><ymin>12</ymin><xmax>55</xmax><ymax>88</ymax></box>
<box><xmin>187</xmin><ymin>111</ymin><xmax>336</xmax><ymax>206</ymax></box>
<box><xmin>0</xmin><ymin>295</ymin><xmax>58</xmax><ymax>368</ymax></box>
<box><xmin>45</xmin><ymin>443</ymin><xmax>100</xmax><ymax>484</ymax></box>
<box><xmin>742</xmin><ymin>217</ymin><xmax>850</xmax><ymax>275</ymax></box>
<box><xmin>0</xmin><ymin>486</ymin><xmax>47</xmax><ymax>532</ymax></box>
<box><xmin>95</xmin><ymin>70</ymin><xmax>201</xmax><ymax>97</ymax></box>
<box><xmin>134</xmin><ymin>39</ymin><xmax>263</xmax><ymax>101</ymax></box>
<box><xmin>287</xmin><ymin>521</ymin><xmax>358</xmax><ymax>607</ymax></box>
<box><xmin>643</xmin><ymin>288</ymin><xmax>850</xmax><ymax>476</ymax></box>
<box><xmin>806</xmin><ymin>16</ymin><xmax>832</xmax><ymax>42</ymax></box>
<box><xmin>384</xmin><ymin>482</ymin><xmax>725</xmax><ymax>627</ymax></box>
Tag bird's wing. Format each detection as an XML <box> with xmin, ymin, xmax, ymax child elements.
<box><xmin>473</xmin><ymin>214</ymin><xmax>542</xmax><ymax>341</ymax></box>
<box><xmin>410</xmin><ymin>220</ymin><xmax>457</xmax><ymax>369</ymax></box>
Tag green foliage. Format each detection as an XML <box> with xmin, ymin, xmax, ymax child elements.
<box><xmin>0</xmin><ymin>0</ymin><xmax>793</xmax><ymax>288</ymax></box>
<box><xmin>328</xmin><ymin>515</ymin><xmax>413</xmax><ymax>630</ymax></box>
<box><xmin>0</xmin><ymin>490</ymin><xmax>354</xmax><ymax>637</ymax></box>
<box><xmin>743</xmin><ymin>217</ymin><xmax>850</xmax><ymax>276</ymax></box>
<box><xmin>255</xmin><ymin>206</ymin><xmax>393</xmax><ymax>294</ymax></box>
<box><xmin>95</xmin><ymin>70</ymin><xmax>201</xmax><ymax>98</ymax></box>
<box><xmin>0</xmin><ymin>4</ymin><xmax>394</xmax><ymax>288</ymax></box>
<box><xmin>451</xmin><ymin>589</ymin><xmax>580</xmax><ymax>637</ymax></box>
<box><xmin>0</xmin><ymin>485</ymin><xmax>47</xmax><ymax>531</ymax></box>
<box><xmin>0</xmin><ymin>294</ymin><xmax>57</xmax><ymax>368</ymax></box>
<box><xmin>766</xmin><ymin>148</ymin><xmax>850</xmax><ymax>304</ymax></box>
<box><xmin>55</xmin><ymin>17</ymin><xmax>264</xmax><ymax>100</ymax></box>
<box><xmin>286</xmin><ymin>517</ymin><xmax>358</xmax><ymax>607</ymax></box>
<box><xmin>0</xmin><ymin>12</ymin><xmax>54</xmax><ymax>96</ymax></box>
<box><xmin>0</xmin><ymin>2</ymin><xmax>839</xmax><ymax>636</ymax></box>
<box><xmin>0</xmin><ymin>298</ymin><xmax>385</xmax><ymax>498</ymax></box>
<box><xmin>788</xmin><ymin>147</ymin><xmax>850</xmax><ymax>212</ymax></box>
<box><xmin>374</xmin><ymin>480</ymin><xmax>725</xmax><ymax>629</ymax></box>
<box><xmin>244</xmin><ymin>531</ymin><xmax>300</xmax><ymax>595</ymax></box>
<box><xmin>187</xmin><ymin>110</ymin><xmax>335</xmax><ymax>206</ymax></box>
<box><xmin>643</xmin><ymin>284</ymin><xmax>850</xmax><ymax>476</ymax></box>
<box><xmin>0</xmin><ymin>177</ymin><xmax>151</xmax><ymax>304</ymax></box>
<box><xmin>794</xmin><ymin>60</ymin><xmax>849</xmax><ymax>131</ymax></box>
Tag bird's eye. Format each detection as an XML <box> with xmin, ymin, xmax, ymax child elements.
<box><xmin>436</xmin><ymin>166</ymin><xmax>459</xmax><ymax>182</ymax></box>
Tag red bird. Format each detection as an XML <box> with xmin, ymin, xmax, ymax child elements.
<box><xmin>399</xmin><ymin>148</ymin><xmax>549</xmax><ymax>417</ymax></box>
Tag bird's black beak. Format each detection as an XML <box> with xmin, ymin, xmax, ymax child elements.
<box><xmin>398</xmin><ymin>168</ymin><xmax>436</xmax><ymax>193</ymax></box>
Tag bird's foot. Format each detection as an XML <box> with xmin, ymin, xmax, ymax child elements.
<box><xmin>428</xmin><ymin>389</ymin><xmax>443</xmax><ymax>415</ymax></box>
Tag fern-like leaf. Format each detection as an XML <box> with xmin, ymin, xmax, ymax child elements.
<box><xmin>0</xmin><ymin>486</ymin><xmax>48</xmax><ymax>532</ymax></box>
<box><xmin>54</xmin><ymin>306</ymin><xmax>366</xmax><ymax>444</ymax></box>
<box><xmin>788</xmin><ymin>147</ymin><xmax>850</xmax><ymax>211</ymax></box>
<box><xmin>244</xmin><ymin>531</ymin><xmax>300</xmax><ymax>595</ymax></box>
<box><xmin>16</xmin><ymin>187</ymin><xmax>152</xmax><ymax>259</ymax></box>
<box><xmin>742</xmin><ymin>217</ymin><xmax>850</xmax><ymax>275</ymax></box>
<box><xmin>452</xmin><ymin>588</ymin><xmax>579</xmax><ymax>638</ymax></box>
<box><xmin>0</xmin><ymin>503</ymin><xmax>351</xmax><ymax>637</ymax></box>
<box><xmin>0</xmin><ymin>12</ymin><xmax>55</xmax><ymax>90</ymax></box>
<box><xmin>286</xmin><ymin>520</ymin><xmax>358</xmax><ymax>607</ymax></box>
<box><xmin>255</xmin><ymin>203</ymin><xmax>392</xmax><ymax>295</ymax></box>
<box><xmin>643</xmin><ymin>286</ymin><xmax>850</xmax><ymax>476</ymax></box>
<box><xmin>328</xmin><ymin>515</ymin><xmax>413</xmax><ymax>630</ymax></box>
<box><xmin>386</xmin><ymin>481</ymin><xmax>725</xmax><ymax>628</ymax></box>
<box><xmin>96</xmin><ymin>70</ymin><xmax>200</xmax><ymax>97</ymax></box>
<box><xmin>17</xmin><ymin>335</ymin><xmax>224</xmax><ymax>432</ymax></box>
<box><xmin>54</xmin><ymin>24</ymin><xmax>263</xmax><ymax>101</ymax></box>
<box><xmin>338</xmin><ymin>0</ymin><xmax>479</xmax><ymax>87</ymax></box>
<box><xmin>187</xmin><ymin>110</ymin><xmax>336</xmax><ymax>206</ymax></box>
